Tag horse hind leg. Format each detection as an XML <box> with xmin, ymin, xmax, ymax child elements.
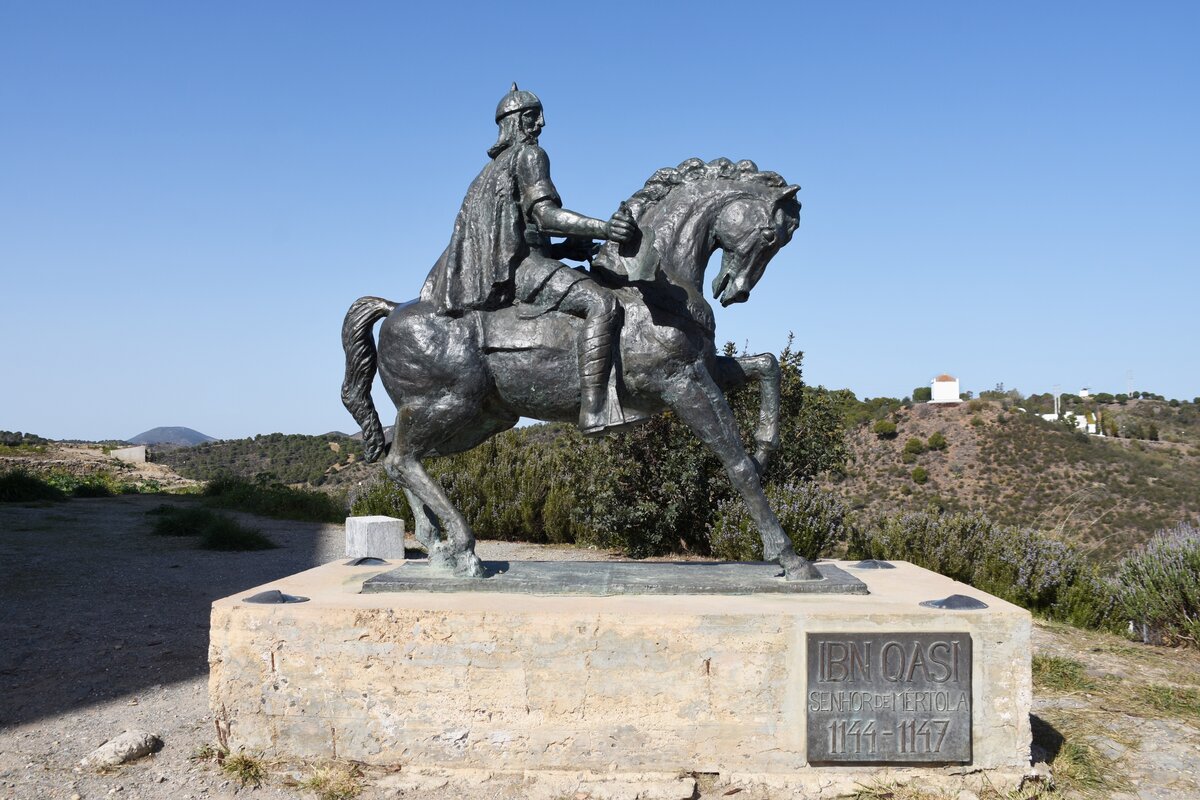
<box><xmin>382</xmin><ymin>442</ymin><xmax>485</xmax><ymax>578</ymax></box>
<box><xmin>402</xmin><ymin>488</ymin><xmax>439</xmax><ymax>552</ymax></box>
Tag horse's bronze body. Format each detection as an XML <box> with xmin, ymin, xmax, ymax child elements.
<box><xmin>342</xmin><ymin>158</ymin><xmax>820</xmax><ymax>581</ymax></box>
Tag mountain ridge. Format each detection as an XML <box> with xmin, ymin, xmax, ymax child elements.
<box><xmin>127</xmin><ymin>426</ymin><xmax>215</xmax><ymax>446</ymax></box>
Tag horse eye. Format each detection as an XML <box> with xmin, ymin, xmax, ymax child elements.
<box><xmin>760</xmin><ymin>227</ymin><xmax>777</xmax><ymax>245</ymax></box>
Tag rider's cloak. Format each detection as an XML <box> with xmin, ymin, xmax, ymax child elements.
<box><xmin>421</xmin><ymin>143</ymin><xmax>559</xmax><ymax>315</ymax></box>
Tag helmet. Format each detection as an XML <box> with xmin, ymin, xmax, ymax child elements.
<box><xmin>495</xmin><ymin>82</ymin><xmax>542</xmax><ymax>123</ymax></box>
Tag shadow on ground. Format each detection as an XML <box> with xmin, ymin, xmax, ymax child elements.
<box><xmin>0</xmin><ymin>494</ymin><xmax>337</xmax><ymax>728</ymax></box>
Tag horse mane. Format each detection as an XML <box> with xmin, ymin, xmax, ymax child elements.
<box><xmin>623</xmin><ymin>157</ymin><xmax>791</xmax><ymax>220</ymax></box>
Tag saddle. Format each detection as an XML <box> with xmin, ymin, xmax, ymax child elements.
<box><xmin>478</xmin><ymin>305</ymin><xmax>651</xmax><ymax>435</ymax></box>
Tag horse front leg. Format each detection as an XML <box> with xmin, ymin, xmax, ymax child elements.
<box><xmin>664</xmin><ymin>361</ymin><xmax>821</xmax><ymax>581</ymax></box>
<box><xmin>714</xmin><ymin>353</ymin><xmax>781</xmax><ymax>473</ymax></box>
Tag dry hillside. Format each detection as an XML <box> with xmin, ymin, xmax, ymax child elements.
<box><xmin>821</xmin><ymin>400</ymin><xmax>1200</xmax><ymax>560</ymax></box>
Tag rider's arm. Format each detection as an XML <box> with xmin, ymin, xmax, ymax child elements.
<box><xmin>531</xmin><ymin>201</ymin><xmax>609</xmax><ymax>240</ymax></box>
<box><xmin>517</xmin><ymin>145</ymin><xmax>630</xmax><ymax>242</ymax></box>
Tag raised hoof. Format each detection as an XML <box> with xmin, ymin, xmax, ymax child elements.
<box><xmin>780</xmin><ymin>553</ymin><xmax>823</xmax><ymax>582</ymax></box>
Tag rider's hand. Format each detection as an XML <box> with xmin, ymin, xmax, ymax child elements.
<box><xmin>606</xmin><ymin>205</ymin><xmax>637</xmax><ymax>244</ymax></box>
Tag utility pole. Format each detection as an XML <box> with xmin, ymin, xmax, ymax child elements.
<box><xmin>1053</xmin><ymin>384</ymin><xmax>1061</xmax><ymax>417</ymax></box>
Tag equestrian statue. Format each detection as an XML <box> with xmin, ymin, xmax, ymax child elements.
<box><xmin>342</xmin><ymin>84</ymin><xmax>820</xmax><ymax>581</ymax></box>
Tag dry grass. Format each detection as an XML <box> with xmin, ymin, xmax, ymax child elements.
<box><xmin>221</xmin><ymin>750</ymin><xmax>269</xmax><ymax>787</ymax></box>
<box><xmin>298</xmin><ymin>763</ymin><xmax>365</xmax><ymax>800</ymax></box>
<box><xmin>1032</xmin><ymin>655</ymin><xmax>1096</xmax><ymax>693</ymax></box>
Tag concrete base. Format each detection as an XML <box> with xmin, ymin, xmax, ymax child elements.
<box><xmin>209</xmin><ymin>560</ymin><xmax>1032</xmax><ymax>793</ymax></box>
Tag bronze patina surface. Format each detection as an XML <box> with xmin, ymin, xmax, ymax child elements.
<box><xmin>361</xmin><ymin>560</ymin><xmax>867</xmax><ymax>596</ymax></box>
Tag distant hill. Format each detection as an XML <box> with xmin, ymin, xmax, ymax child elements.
<box><xmin>128</xmin><ymin>426</ymin><xmax>215</xmax><ymax>447</ymax></box>
<box><xmin>819</xmin><ymin>398</ymin><xmax>1200</xmax><ymax>560</ymax></box>
<box><xmin>155</xmin><ymin>431</ymin><xmax>365</xmax><ymax>486</ymax></box>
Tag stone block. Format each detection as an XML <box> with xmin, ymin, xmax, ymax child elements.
<box><xmin>110</xmin><ymin>445</ymin><xmax>147</xmax><ymax>464</ymax></box>
<box><xmin>344</xmin><ymin>515</ymin><xmax>406</xmax><ymax>558</ymax></box>
<box><xmin>209</xmin><ymin>560</ymin><xmax>1032</xmax><ymax>794</ymax></box>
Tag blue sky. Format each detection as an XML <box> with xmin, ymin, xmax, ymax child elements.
<box><xmin>2</xmin><ymin>2</ymin><xmax>1197</xmax><ymax>440</ymax></box>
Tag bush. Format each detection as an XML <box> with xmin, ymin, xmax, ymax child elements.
<box><xmin>200</xmin><ymin>516</ymin><xmax>278</xmax><ymax>551</ymax></box>
<box><xmin>149</xmin><ymin>505</ymin><xmax>219</xmax><ymax>535</ymax></box>
<box><xmin>0</xmin><ymin>469</ymin><xmax>67</xmax><ymax>502</ymax></box>
<box><xmin>0</xmin><ymin>468</ymin><xmax>157</xmax><ymax>500</ymax></box>
<box><xmin>848</xmin><ymin>508</ymin><xmax>1115</xmax><ymax>624</ymax></box>
<box><xmin>912</xmin><ymin>387</ymin><xmax>932</xmax><ymax>403</ymax></box>
<box><xmin>148</xmin><ymin>504</ymin><xmax>278</xmax><ymax>550</ymax></box>
<box><xmin>1116</xmin><ymin>523</ymin><xmax>1200</xmax><ymax>647</ymax></box>
<box><xmin>903</xmin><ymin>437</ymin><xmax>926</xmax><ymax>456</ymax></box>
<box><xmin>970</xmin><ymin>415</ymin><xmax>984</xmax><ymax>427</ymax></box>
<box><xmin>709</xmin><ymin>481</ymin><xmax>849</xmax><ymax>561</ymax></box>
<box><xmin>873</xmin><ymin>419</ymin><xmax>897</xmax><ymax>439</ymax></box>
<box><xmin>927</xmin><ymin>431</ymin><xmax>947</xmax><ymax>450</ymax></box>
<box><xmin>911</xmin><ymin>466</ymin><xmax>928</xmax><ymax>484</ymax></box>
<box><xmin>204</xmin><ymin>475</ymin><xmax>345</xmax><ymax>523</ymax></box>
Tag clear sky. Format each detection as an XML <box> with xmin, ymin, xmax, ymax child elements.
<box><xmin>2</xmin><ymin>1</ymin><xmax>1197</xmax><ymax>441</ymax></box>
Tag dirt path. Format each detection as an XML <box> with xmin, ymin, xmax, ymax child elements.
<box><xmin>2</xmin><ymin>497</ymin><xmax>1198</xmax><ymax>799</ymax></box>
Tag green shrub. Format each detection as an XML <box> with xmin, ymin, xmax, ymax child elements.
<box><xmin>349</xmin><ymin>478</ymin><xmax>413</xmax><ymax>524</ymax></box>
<box><xmin>900</xmin><ymin>451</ymin><xmax>916</xmax><ymax>464</ymax></box>
<box><xmin>873</xmin><ymin>419</ymin><xmax>897</xmax><ymax>439</ymax></box>
<box><xmin>927</xmin><ymin>431</ymin><xmax>947</xmax><ymax>450</ymax></box>
<box><xmin>911</xmin><ymin>466</ymin><xmax>928</xmax><ymax>484</ymax></box>
<box><xmin>149</xmin><ymin>505</ymin><xmax>221</xmax><ymax>536</ymax></box>
<box><xmin>200</xmin><ymin>516</ymin><xmax>278</xmax><ymax>551</ymax></box>
<box><xmin>0</xmin><ymin>469</ymin><xmax>67</xmax><ymax>502</ymax></box>
<box><xmin>709</xmin><ymin>481</ymin><xmax>849</xmax><ymax>561</ymax></box>
<box><xmin>1116</xmin><ymin>523</ymin><xmax>1200</xmax><ymax>647</ymax></box>
<box><xmin>848</xmin><ymin>508</ymin><xmax>1116</xmax><ymax>624</ymax></box>
<box><xmin>203</xmin><ymin>475</ymin><xmax>345</xmax><ymax>523</ymax></box>
<box><xmin>903</xmin><ymin>437</ymin><xmax>926</xmax><ymax>456</ymax></box>
<box><xmin>147</xmin><ymin>504</ymin><xmax>277</xmax><ymax>550</ymax></box>
<box><xmin>912</xmin><ymin>387</ymin><xmax>932</xmax><ymax>403</ymax></box>
<box><xmin>970</xmin><ymin>415</ymin><xmax>984</xmax><ymax>427</ymax></box>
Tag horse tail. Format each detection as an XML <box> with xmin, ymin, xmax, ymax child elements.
<box><xmin>341</xmin><ymin>296</ymin><xmax>397</xmax><ymax>462</ymax></box>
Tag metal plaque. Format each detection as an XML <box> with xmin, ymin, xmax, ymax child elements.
<box><xmin>806</xmin><ymin>632</ymin><xmax>972</xmax><ymax>764</ymax></box>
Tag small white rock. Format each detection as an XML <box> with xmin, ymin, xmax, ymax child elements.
<box><xmin>956</xmin><ymin>791</ymin><xmax>980</xmax><ymax>800</ymax></box>
<box><xmin>80</xmin><ymin>731</ymin><xmax>163</xmax><ymax>768</ymax></box>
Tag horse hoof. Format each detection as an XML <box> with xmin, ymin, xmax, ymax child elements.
<box><xmin>781</xmin><ymin>555</ymin><xmax>823</xmax><ymax>582</ymax></box>
<box><xmin>428</xmin><ymin>545</ymin><xmax>456</xmax><ymax>572</ymax></box>
<box><xmin>454</xmin><ymin>552</ymin><xmax>486</xmax><ymax>579</ymax></box>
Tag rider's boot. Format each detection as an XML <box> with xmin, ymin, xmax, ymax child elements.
<box><xmin>579</xmin><ymin>298</ymin><xmax>618</xmax><ymax>436</ymax></box>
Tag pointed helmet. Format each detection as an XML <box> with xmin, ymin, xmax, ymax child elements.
<box><xmin>495</xmin><ymin>82</ymin><xmax>542</xmax><ymax>123</ymax></box>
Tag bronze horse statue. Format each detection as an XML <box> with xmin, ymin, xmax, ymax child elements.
<box><xmin>341</xmin><ymin>157</ymin><xmax>821</xmax><ymax>581</ymax></box>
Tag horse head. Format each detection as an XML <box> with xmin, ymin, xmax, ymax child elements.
<box><xmin>709</xmin><ymin>183</ymin><xmax>800</xmax><ymax>307</ymax></box>
<box><xmin>599</xmin><ymin>158</ymin><xmax>800</xmax><ymax>310</ymax></box>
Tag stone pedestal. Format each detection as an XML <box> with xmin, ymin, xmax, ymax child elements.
<box><xmin>343</xmin><ymin>515</ymin><xmax>406</xmax><ymax>559</ymax></box>
<box><xmin>209</xmin><ymin>560</ymin><xmax>1032</xmax><ymax>795</ymax></box>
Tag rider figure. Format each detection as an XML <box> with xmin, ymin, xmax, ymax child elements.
<box><xmin>421</xmin><ymin>83</ymin><xmax>636</xmax><ymax>435</ymax></box>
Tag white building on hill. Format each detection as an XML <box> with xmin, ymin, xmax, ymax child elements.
<box><xmin>929</xmin><ymin>374</ymin><xmax>963</xmax><ymax>404</ymax></box>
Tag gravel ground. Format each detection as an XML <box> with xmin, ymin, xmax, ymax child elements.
<box><xmin>2</xmin><ymin>496</ymin><xmax>1199</xmax><ymax>800</ymax></box>
<box><xmin>0</xmin><ymin>495</ymin><xmax>655</xmax><ymax>800</ymax></box>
